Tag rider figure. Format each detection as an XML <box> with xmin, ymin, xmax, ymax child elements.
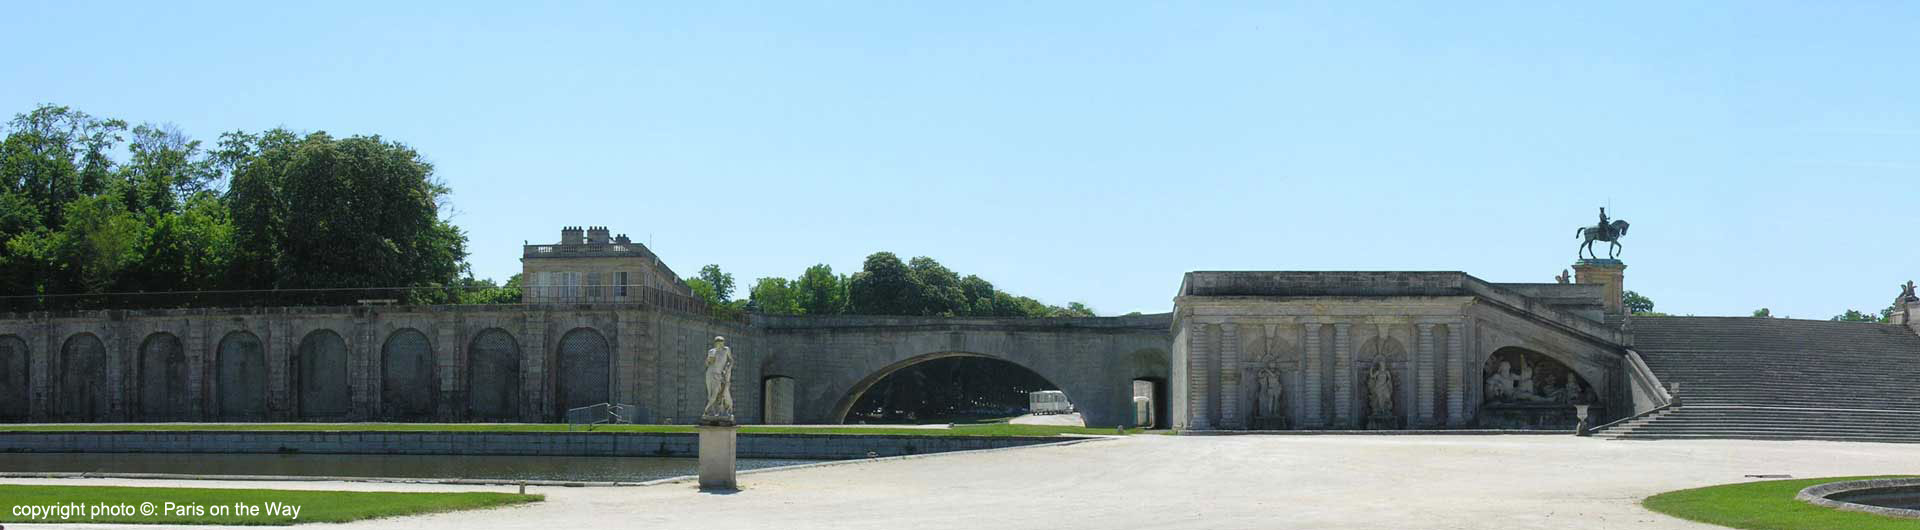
<box><xmin>1598</xmin><ymin>207</ymin><xmax>1610</xmax><ymax>232</ymax></box>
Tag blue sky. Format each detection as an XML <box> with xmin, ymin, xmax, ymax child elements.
<box><xmin>5</xmin><ymin>2</ymin><xmax>1917</xmax><ymax>318</ymax></box>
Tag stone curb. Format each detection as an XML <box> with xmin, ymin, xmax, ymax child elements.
<box><xmin>1795</xmin><ymin>477</ymin><xmax>1920</xmax><ymax>519</ymax></box>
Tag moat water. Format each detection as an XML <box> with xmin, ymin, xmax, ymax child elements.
<box><xmin>0</xmin><ymin>453</ymin><xmax>820</xmax><ymax>482</ymax></box>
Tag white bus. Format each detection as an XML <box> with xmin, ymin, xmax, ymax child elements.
<box><xmin>1029</xmin><ymin>390</ymin><xmax>1074</xmax><ymax>415</ymax></box>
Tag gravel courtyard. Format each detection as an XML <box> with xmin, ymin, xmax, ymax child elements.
<box><xmin>11</xmin><ymin>435</ymin><xmax>1919</xmax><ymax>529</ymax></box>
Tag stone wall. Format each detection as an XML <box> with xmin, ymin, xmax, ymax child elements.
<box><xmin>0</xmin><ymin>431</ymin><xmax>1068</xmax><ymax>460</ymax></box>
<box><xmin>0</xmin><ymin>304</ymin><xmax>759</xmax><ymax>424</ymax></box>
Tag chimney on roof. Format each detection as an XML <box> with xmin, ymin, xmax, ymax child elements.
<box><xmin>586</xmin><ymin>226</ymin><xmax>611</xmax><ymax>245</ymax></box>
<box><xmin>614</xmin><ymin>233</ymin><xmax>631</xmax><ymax>244</ymax></box>
<box><xmin>560</xmin><ymin>226</ymin><xmax>584</xmax><ymax>245</ymax></box>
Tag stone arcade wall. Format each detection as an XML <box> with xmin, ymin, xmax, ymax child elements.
<box><xmin>0</xmin><ymin>305</ymin><xmax>1161</xmax><ymax>427</ymax></box>
<box><xmin>0</xmin><ymin>304</ymin><xmax>756</xmax><ymax>424</ymax></box>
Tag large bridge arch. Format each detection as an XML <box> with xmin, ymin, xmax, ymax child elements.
<box><xmin>757</xmin><ymin>314</ymin><xmax>1174</xmax><ymax>428</ymax></box>
<box><xmin>828</xmin><ymin>351</ymin><xmax>1075</xmax><ymax>424</ymax></box>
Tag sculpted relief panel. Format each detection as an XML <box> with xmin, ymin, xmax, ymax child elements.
<box><xmin>1478</xmin><ymin>348</ymin><xmax>1594</xmax><ymax>429</ymax></box>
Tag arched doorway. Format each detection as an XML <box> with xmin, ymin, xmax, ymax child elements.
<box><xmin>762</xmin><ymin>376</ymin><xmax>795</xmax><ymax>425</ymax></box>
<box><xmin>554</xmin><ymin>328</ymin><xmax>610</xmax><ymax>419</ymax></box>
<box><xmin>139</xmin><ymin>332</ymin><xmax>189</xmax><ymax>421</ymax></box>
<box><xmin>1478</xmin><ymin>346</ymin><xmax>1595</xmax><ymax>429</ymax></box>
<box><xmin>216</xmin><ymin>331</ymin><xmax>267</xmax><ymax>421</ymax></box>
<box><xmin>834</xmin><ymin>352</ymin><xmax>1068</xmax><ymax>425</ymax></box>
<box><xmin>297</xmin><ymin>330</ymin><xmax>351</xmax><ymax>420</ymax></box>
<box><xmin>467</xmin><ymin>328</ymin><xmax>522</xmax><ymax>422</ymax></box>
<box><xmin>0</xmin><ymin>335</ymin><xmax>27</xmax><ymax>422</ymax></box>
<box><xmin>382</xmin><ymin>329</ymin><xmax>435</xmax><ymax>421</ymax></box>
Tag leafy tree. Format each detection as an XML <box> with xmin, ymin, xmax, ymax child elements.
<box><xmin>794</xmin><ymin>264</ymin><xmax>846</xmax><ymax>315</ymax></box>
<box><xmin>1623</xmin><ymin>290</ymin><xmax>1657</xmax><ymax>315</ymax></box>
<box><xmin>1751</xmin><ymin>308</ymin><xmax>1773</xmax><ymax>318</ymax></box>
<box><xmin>748</xmin><ymin>277</ymin><xmax>801</xmax><ymax>315</ymax></box>
<box><xmin>848</xmin><ymin>252</ymin><xmax>916</xmax><ymax>315</ymax></box>
<box><xmin>224</xmin><ymin>130</ymin><xmax>467</xmax><ymax>304</ymax></box>
<box><xmin>697</xmin><ymin>264</ymin><xmax>735</xmax><ymax>302</ymax></box>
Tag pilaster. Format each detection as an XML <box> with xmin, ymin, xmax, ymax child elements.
<box><xmin>1217</xmin><ymin>323</ymin><xmax>1241</xmax><ymax>429</ymax></box>
<box><xmin>1445</xmin><ymin>321</ymin><xmax>1466</xmax><ymax>426</ymax></box>
<box><xmin>185</xmin><ymin>317</ymin><xmax>206</xmax><ymax>420</ymax></box>
<box><xmin>523</xmin><ymin>311</ymin><xmax>547</xmax><ymax>422</ymax></box>
<box><xmin>105</xmin><ymin>315</ymin><xmax>126</xmax><ymax>421</ymax></box>
<box><xmin>1415</xmin><ymin>323</ymin><xmax>1435</xmax><ymax>426</ymax></box>
<box><xmin>352</xmin><ymin>311</ymin><xmax>375</xmax><ymax>419</ymax></box>
<box><xmin>267</xmin><ymin>317</ymin><xmax>291</xmax><ymax>420</ymax></box>
<box><xmin>1333</xmin><ymin>322</ymin><xmax>1352</xmax><ymax>427</ymax></box>
<box><xmin>1185</xmin><ymin>321</ymin><xmax>1213</xmax><ymax>430</ymax></box>
<box><xmin>435</xmin><ymin>321</ymin><xmax>460</xmax><ymax>421</ymax></box>
<box><xmin>1302</xmin><ymin>323</ymin><xmax>1322</xmax><ymax>427</ymax></box>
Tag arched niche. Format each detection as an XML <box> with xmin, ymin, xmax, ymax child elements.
<box><xmin>297</xmin><ymin>329</ymin><xmax>351</xmax><ymax>419</ymax></box>
<box><xmin>381</xmin><ymin>328</ymin><xmax>436</xmax><ymax>421</ymax></box>
<box><xmin>554</xmin><ymin>327</ymin><xmax>610</xmax><ymax>418</ymax></box>
<box><xmin>467</xmin><ymin>328</ymin><xmax>522</xmax><ymax>421</ymax></box>
<box><xmin>139</xmin><ymin>332</ymin><xmax>189</xmax><ymax>421</ymax></box>
<box><xmin>60</xmin><ymin>332</ymin><xmax>110</xmax><ymax>421</ymax></box>
<box><xmin>216</xmin><ymin>331</ymin><xmax>268</xmax><ymax>421</ymax></box>
<box><xmin>1353</xmin><ymin>335</ymin><xmax>1408</xmax><ymax>428</ymax></box>
<box><xmin>0</xmin><ymin>335</ymin><xmax>30</xmax><ymax>421</ymax></box>
<box><xmin>1477</xmin><ymin>346</ymin><xmax>1596</xmax><ymax>429</ymax></box>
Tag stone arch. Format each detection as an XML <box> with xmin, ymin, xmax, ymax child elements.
<box><xmin>216</xmin><ymin>330</ymin><xmax>268</xmax><ymax>421</ymax></box>
<box><xmin>762</xmin><ymin>375</ymin><xmax>796</xmax><ymax>425</ymax></box>
<box><xmin>381</xmin><ymin>328</ymin><xmax>436</xmax><ymax>421</ymax></box>
<box><xmin>0</xmin><ymin>335</ymin><xmax>30</xmax><ymax>421</ymax></box>
<box><xmin>59</xmin><ymin>332</ymin><xmax>110</xmax><ymax>421</ymax></box>
<box><xmin>829</xmin><ymin>351</ymin><xmax>1067</xmax><ymax>424</ymax></box>
<box><xmin>467</xmin><ymin>328</ymin><xmax>522</xmax><ymax>421</ymax></box>
<box><xmin>1476</xmin><ymin>345</ymin><xmax>1596</xmax><ymax>429</ymax></box>
<box><xmin>138</xmin><ymin>332</ymin><xmax>189</xmax><ymax>421</ymax></box>
<box><xmin>296</xmin><ymin>329</ymin><xmax>351</xmax><ymax>420</ymax></box>
<box><xmin>555</xmin><ymin>327</ymin><xmax>610</xmax><ymax>418</ymax></box>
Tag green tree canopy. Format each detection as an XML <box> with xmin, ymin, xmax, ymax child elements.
<box><xmin>0</xmin><ymin>104</ymin><xmax>487</xmax><ymax>310</ymax></box>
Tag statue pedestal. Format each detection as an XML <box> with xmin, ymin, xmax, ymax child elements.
<box><xmin>1365</xmin><ymin>413</ymin><xmax>1401</xmax><ymax>430</ymax></box>
<box><xmin>698</xmin><ymin>423</ymin><xmax>738</xmax><ymax>491</ymax></box>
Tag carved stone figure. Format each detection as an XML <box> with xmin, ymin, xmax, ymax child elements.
<box><xmin>1367</xmin><ymin>361</ymin><xmax>1393</xmax><ymax>416</ymax></box>
<box><xmin>1514</xmin><ymin>358</ymin><xmax>1538</xmax><ymax>400</ymax></box>
<box><xmin>1575</xmin><ymin>207</ymin><xmax>1631</xmax><ymax>260</ymax></box>
<box><xmin>1555</xmin><ymin>269</ymin><xmax>1570</xmax><ymax>284</ymax></box>
<box><xmin>1899</xmin><ymin>280</ymin><xmax>1918</xmax><ymax>304</ymax></box>
<box><xmin>1255</xmin><ymin>368</ymin><xmax>1285</xmax><ymax>420</ymax></box>
<box><xmin>1485</xmin><ymin>361</ymin><xmax>1513</xmax><ymax>401</ymax></box>
<box><xmin>703</xmin><ymin>336</ymin><xmax>735</xmax><ymax>423</ymax></box>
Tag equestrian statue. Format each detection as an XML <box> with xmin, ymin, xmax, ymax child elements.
<box><xmin>1575</xmin><ymin>207</ymin><xmax>1630</xmax><ymax>260</ymax></box>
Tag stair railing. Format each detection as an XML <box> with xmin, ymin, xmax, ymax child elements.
<box><xmin>1624</xmin><ymin>348</ymin><xmax>1673</xmax><ymax>408</ymax></box>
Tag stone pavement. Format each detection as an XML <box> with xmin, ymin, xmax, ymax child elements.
<box><xmin>11</xmin><ymin>435</ymin><xmax>1920</xmax><ymax>530</ymax></box>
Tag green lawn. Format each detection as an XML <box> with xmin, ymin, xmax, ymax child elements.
<box><xmin>1642</xmin><ymin>476</ymin><xmax>1920</xmax><ymax>530</ymax></box>
<box><xmin>0</xmin><ymin>422</ymin><xmax>1140</xmax><ymax>437</ymax></box>
<box><xmin>0</xmin><ymin>484</ymin><xmax>539</xmax><ymax>525</ymax></box>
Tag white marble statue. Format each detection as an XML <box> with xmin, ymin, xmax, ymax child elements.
<box><xmin>1367</xmin><ymin>360</ymin><xmax>1393</xmax><ymax>416</ymax></box>
<box><xmin>703</xmin><ymin>336</ymin><xmax>735</xmax><ymax>423</ymax></box>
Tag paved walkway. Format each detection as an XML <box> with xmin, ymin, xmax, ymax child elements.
<box><xmin>10</xmin><ymin>435</ymin><xmax>1920</xmax><ymax>529</ymax></box>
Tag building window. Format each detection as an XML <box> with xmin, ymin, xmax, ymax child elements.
<box><xmin>616</xmin><ymin>272</ymin><xmax>629</xmax><ymax>297</ymax></box>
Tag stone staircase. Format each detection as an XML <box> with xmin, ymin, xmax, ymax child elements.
<box><xmin>1594</xmin><ymin>316</ymin><xmax>1920</xmax><ymax>443</ymax></box>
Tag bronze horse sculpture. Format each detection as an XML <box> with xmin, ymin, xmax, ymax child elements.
<box><xmin>1576</xmin><ymin>218</ymin><xmax>1630</xmax><ymax>260</ymax></box>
